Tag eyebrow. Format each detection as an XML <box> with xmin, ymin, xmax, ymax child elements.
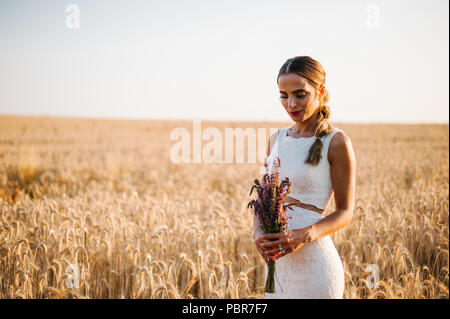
<box><xmin>279</xmin><ymin>88</ymin><xmax>307</xmax><ymax>94</ymax></box>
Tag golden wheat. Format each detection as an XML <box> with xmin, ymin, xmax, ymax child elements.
<box><xmin>0</xmin><ymin>116</ymin><xmax>448</xmax><ymax>299</ymax></box>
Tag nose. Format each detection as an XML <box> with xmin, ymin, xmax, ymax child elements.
<box><xmin>287</xmin><ymin>96</ymin><xmax>297</xmax><ymax>109</ymax></box>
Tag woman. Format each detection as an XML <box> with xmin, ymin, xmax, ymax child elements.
<box><xmin>254</xmin><ymin>56</ymin><xmax>356</xmax><ymax>298</ymax></box>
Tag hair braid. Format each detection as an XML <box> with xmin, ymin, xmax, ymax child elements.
<box><xmin>304</xmin><ymin>104</ymin><xmax>332</xmax><ymax>166</ymax></box>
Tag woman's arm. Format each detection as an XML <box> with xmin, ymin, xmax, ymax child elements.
<box><xmin>308</xmin><ymin>131</ymin><xmax>356</xmax><ymax>241</ymax></box>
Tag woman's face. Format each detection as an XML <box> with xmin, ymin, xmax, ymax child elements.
<box><xmin>277</xmin><ymin>73</ymin><xmax>324</xmax><ymax>123</ymax></box>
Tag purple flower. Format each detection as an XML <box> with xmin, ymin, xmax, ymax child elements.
<box><xmin>247</xmin><ymin>156</ymin><xmax>292</xmax><ymax>293</ymax></box>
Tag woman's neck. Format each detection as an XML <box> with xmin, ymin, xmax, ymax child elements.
<box><xmin>291</xmin><ymin>112</ymin><xmax>320</xmax><ymax>136</ymax></box>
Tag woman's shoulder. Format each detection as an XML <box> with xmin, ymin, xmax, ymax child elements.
<box><xmin>327</xmin><ymin>126</ymin><xmax>349</xmax><ymax>142</ymax></box>
<box><xmin>267</xmin><ymin>128</ymin><xmax>283</xmax><ymax>156</ymax></box>
<box><xmin>272</xmin><ymin>127</ymin><xmax>289</xmax><ymax>141</ymax></box>
<box><xmin>327</xmin><ymin>127</ymin><xmax>355</xmax><ymax>164</ymax></box>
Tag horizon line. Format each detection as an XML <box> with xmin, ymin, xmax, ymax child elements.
<box><xmin>0</xmin><ymin>113</ymin><xmax>448</xmax><ymax>125</ymax></box>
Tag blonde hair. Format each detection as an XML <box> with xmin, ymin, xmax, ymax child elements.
<box><xmin>277</xmin><ymin>56</ymin><xmax>333</xmax><ymax>166</ymax></box>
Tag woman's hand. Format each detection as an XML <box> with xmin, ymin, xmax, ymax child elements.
<box><xmin>259</xmin><ymin>225</ymin><xmax>315</xmax><ymax>261</ymax></box>
<box><xmin>254</xmin><ymin>237</ymin><xmax>270</xmax><ymax>265</ymax></box>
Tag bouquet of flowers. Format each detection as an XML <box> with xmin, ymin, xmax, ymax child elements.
<box><xmin>247</xmin><ymin>156</ymin><xmax>296</xmax><ymax>293</ymax></box>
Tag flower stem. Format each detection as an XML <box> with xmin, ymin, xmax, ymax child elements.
<box><xmin>265</xmin><ymin>259</ymin><xmax>276</xmax><ymax>293</ymax></box>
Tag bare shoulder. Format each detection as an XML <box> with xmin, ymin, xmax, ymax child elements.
<box><xmin>327</xmin><ymin>130</ymin><xmax>355</xmax><ymax>165</ymax></box>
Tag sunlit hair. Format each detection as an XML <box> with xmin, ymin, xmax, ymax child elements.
<box><xmin>277</xmin><ymin>56</ymin><xmax>333</xmax><ymax>166</ymax></box>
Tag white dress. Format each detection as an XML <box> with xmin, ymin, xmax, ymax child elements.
<box><xmin>254</xmin><ymin>127</ymin><xmax>345</xmax><ymax>299</ymax></box>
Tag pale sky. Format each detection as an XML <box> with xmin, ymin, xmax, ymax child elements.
<box><xmin>0</xmin><ymin>0</ymin><xmax>448</xmax><ymax>123</ymax></box>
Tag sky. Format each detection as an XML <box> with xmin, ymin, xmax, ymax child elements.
<box><xmin>0</xmin><ymin>0</ymin><xmax>448</xmax><ymax>123</ymax></box>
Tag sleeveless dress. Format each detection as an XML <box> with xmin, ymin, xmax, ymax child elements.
<box><xmin>254</xmin><ymin>126</ymin><xmax>345</xmax><ymax>299</ymax></box>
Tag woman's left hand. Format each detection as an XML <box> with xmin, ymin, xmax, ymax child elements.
<box><xmin>260</xmin><ymin>225</ymin><xmax>315</xmax><ymax>261</ymax></box>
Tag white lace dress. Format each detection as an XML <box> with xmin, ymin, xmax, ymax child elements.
<box><xmin>254</xmin><ymin>127</ymin><xmax>345</xmax><ymax>299</ymax></box>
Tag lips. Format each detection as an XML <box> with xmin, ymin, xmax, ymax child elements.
<box><xmin>290</xmin><ymin>110</ymin><xmax>303</xmax><ymax>116</ymax></box>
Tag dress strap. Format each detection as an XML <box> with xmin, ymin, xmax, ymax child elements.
<box><xmin>330</xmin><ymin>127</ymin><xmax>341</xmax><ymax>139</ymax></box>
<box><xmin>325</xmin><ymin>127</ymin><xmax>342</xmax><ymax>145</ymax></box>
<box><xmin>322</xmin><ymin>127</ymin><xmax>342</xmax><ymax>160</ymax></box>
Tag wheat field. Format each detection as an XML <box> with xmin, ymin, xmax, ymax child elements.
<box><xmin>0</xmin><ymin>115</ymin><xmax>448</xmax><ymax>299</ymax></box>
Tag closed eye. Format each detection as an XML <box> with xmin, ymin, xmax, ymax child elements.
<box><xmin>280</xmin><ymin>95</ymin><xmax>306</xmax><ymax>99</ymax></box>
